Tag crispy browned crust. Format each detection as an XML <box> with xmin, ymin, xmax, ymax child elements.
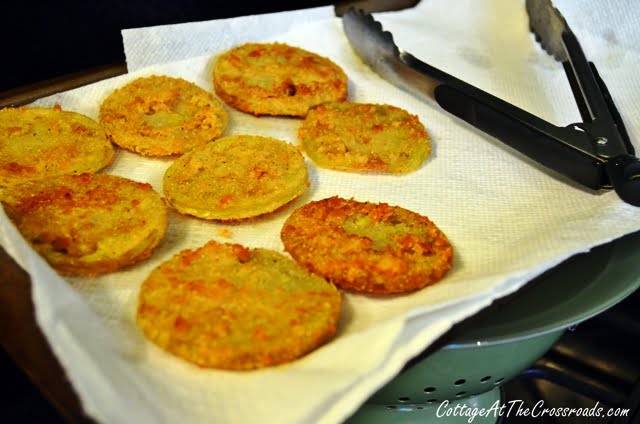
<box><xmin>280</xmin><ymin>197</ymin><xmax>453</xmax><ymax>294</ymax></box>
<box><xmin>298</xmin><ymin>102</ymin><xmax>431</xmax><ymax>173</ymax></box>
<box><xmin>0</xmin><ymin>173</ymin><xmax>168</xmax><ymax>276</ymax></box>
<box><xmin>213</xmin><ymin>42</ymin><xmax>348</xmax><ymax>117</ymax></box>
<box><xmin>0</xmin><ymin>106</ymin><xmax>114</xmax><ymax>188</ymax></box>
<box><xmin>99</xmin><ymin>75</ymin><xmax>228</xmax><ymax>156</ymax></box>
<box><xmin>136</xmin><ymin>240</ymin><xmax>341</xmax><ymax>370</ymax></box>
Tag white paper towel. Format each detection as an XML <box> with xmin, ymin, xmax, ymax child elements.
<box><xmin>122</xmin><ymin>6</ymin><xmax>334</xmax><ymax>72</ymax></box>
<box><xmin>2</xmin><ymin>1</ymin><xmax>640</xmax><ymax>423</ymax></box>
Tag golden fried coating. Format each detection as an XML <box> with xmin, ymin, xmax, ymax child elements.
<box><xmin>163</xmin><ymin>135</ymin><xmax>309</xmax><ymax>221</ymax></box>
<box><xmin>1</xmin><ymin>173</ymin><xmax>167</xmax><ymax>276</ymax></box>
<box><xmin>99</xmin><ymin>75</ymin><xmax>227</xmax><ymax>156</ymax></box>
<box><xmin>281</xmin><ymin>197</ymin><xmax>453</xmax><ymax>294</ymax></box>
<box><xmin>298</xmin><ymin>102</ymin><xmax>431</xmax><ymax>173</ymax></box>
<box><xmin>136</xmin><ymin>240</ymin><xmax>341</xmax><ymax>369</ymax></box>
<box><xmin>0</xmin><ymin>106</ymin><xmax>114</xmax><ymax>188</ymax></box>
<box><xmin>213</xmin><ymin>42</ymin><xmax>348</xmax><ymax>117</ymax></box>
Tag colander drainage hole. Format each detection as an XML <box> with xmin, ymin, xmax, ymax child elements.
<box><xmin>386</xmin><ymin>404</ymin><xmax>426</xmax><ymax>411</ymax></box>
<box><xmin>454</xmin><ymin>379</ymin><xmax>466</xmax><ymax>386</ymax></box>
<box><xmin>455</xmin><ymin>391</ymin><xmax>467</xmax><ymax>398</ymax></box>
<box><xmin>480</xmin><ymin>376</ymin><xmax>491</xmax><ymax>383</ymax></box>
<box><xmin>493</xmin><ymin>378</ymin><xmax>504</xmax><ymax>385</ymax></box>
<box><xmin>397</xmin><ymin>397</ymin><xmax>410</xmax><ymax>403</ymax></box>
<box><xmin>426</xmin><ymin>399</ymin><xmax>438</xmax><ymax>404</ymax></box>
<box><xmin>423</xmin><ymin>386</ymin><xmax>436</xmax><ymax>393</ymax></box>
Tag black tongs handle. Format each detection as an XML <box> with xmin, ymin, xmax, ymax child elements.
<box><xmin>590</xmin><ymin>66</ymin><xmax>640</xmax><ymax>206</ymax></box>
<box><xmin>401</xmin><ymin>31</ymin><xmax>640</xmax><ymax>206</ymax></box>
<box><xmin>401</xmin><ymin>53</ymin><xmax>608</xmax><ymax>190</ymax></box>
<box><xmin>562</xmin><ymin>30</ymin><xmax>640</xmax><ymax>206</ymax></box>
<box><xmin>607</xmin><ymin>155</ymin><xmax>640</xmax><ymax>206</ymax></box>
<box><xmin>433</xmin><ymin>83</ymin><xmax>603</xmax><ymax>189</ymax></box>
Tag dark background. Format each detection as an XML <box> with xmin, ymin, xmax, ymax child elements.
<box><xmin>1</xmin><ymin>1</ymin><xmax>334</xmax><ymax>93</ymax></box>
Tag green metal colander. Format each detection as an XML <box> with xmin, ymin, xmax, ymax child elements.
<box><xmin>347</xmin><ymin>230</ymin><xmax>640</xmax><ymax>423</ymax></box>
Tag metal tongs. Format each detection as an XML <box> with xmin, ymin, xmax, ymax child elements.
<box><xmin>342</xmin><ymin>0</ymin><xmax>640</xmax><ymax>206</ymax></box>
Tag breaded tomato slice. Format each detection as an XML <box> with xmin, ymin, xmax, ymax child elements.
<box><xmin>0</xmin><ymin>106</ymin><xmax>114</xmax><ymax>187</ymax></box>
<box><xmin>213</xmin><ymin>42</ymin><xmax>348</xmax><ymax>117</ymax></box>
<box><xmin>299</xmin><ymin>102</ymin><xmax>431</xmax><ymax>173</ymax></box>
<box><xmin>99</xmin><ymin>75</ymin><xmax>227</xmax><ymax>156</ymax></box>
<box><xmin>281</xmin><ymin>197</ymin><xmax>453</xmax><ymax>294</ymax></box>
<box><xmin>1</xmin><ymin>173</ymin><xmax>167</xmax><ymax>275</ymax></box>
<box><xmin>136</xmin><ymin>240</ymin><xmax>341</xmax><ymax>369</ymax></box>
<box><xmin>163</xmin><ymin>135</ymin><xmax>309</xmax><ymax>221</ymax></box>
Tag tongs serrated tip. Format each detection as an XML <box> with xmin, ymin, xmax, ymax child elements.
<box><xmin>526</xmin><ymin>0</ymin><xmax>569</xmax><ymax>61</ymax></box>
<box><xmin>342</xmin><ymin>9</ymin><xmax>400</xmax><ymax>68</ymax></box>
<box><xmin>343</xmin><ymin>8</ymin><xmax>445</xmax><ymax>100</ymax></box>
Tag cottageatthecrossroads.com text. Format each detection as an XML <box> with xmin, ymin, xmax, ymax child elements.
<box><xmin>436</xmin><ymin>399</ymin><xmax>630</xmax><ymax>422</ymax></box>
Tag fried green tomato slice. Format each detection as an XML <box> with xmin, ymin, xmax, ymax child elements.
<box><xmin>99</xmin><ymin>75</ymin><xmax>228</xmax><ymax>156</ymax></box>
<box><xmin>163</xmin><ymin>135</ymin><xmax>309</xmax><ymax>221</ymax></box>
<box><xmin>298</xmin><ymin>102</ymin><xmax>431</xmax><ymax>173</ymax></box>
<box><xmin>136</xmin><ymin>240</ymin><xmax>341</xmax><ymax>370</ymax></box>
<box><xmin>0</xmin><ymin>173</ymin><xmax>167</xmax><ymax>276</ymax></box>
<box><xmin>213</xmin><ymin>42</ymin><xmax>348</xmax><ymax>117</ymax></box>
<box><xmin>281</xmin><ymin>197</ymin><xmax>453</xmax><ymax>294</ymax></box>
<box><xmin>0</xmin><ymin>106</ymin><xmax>114</xmax><ymax>188</ymax></box>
